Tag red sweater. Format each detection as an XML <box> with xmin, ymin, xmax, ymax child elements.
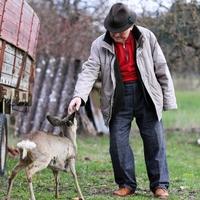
<box><xmin>114</xmin><ymin>33</ymin><xmax>138</xmax><ymax>82</ymax></box>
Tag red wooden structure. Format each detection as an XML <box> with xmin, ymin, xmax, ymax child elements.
<box><xmin>0</xmin><ymin>0</ymin><xmax>40</xmax><ymax>59</ymax></box>
<box><xmin>0</xmin><ymin>0</ymin><xmax>40</xmax><ymax>108</ymax></box>
<box><xmin>0</xmin><ymin>0</ymin><xmax>40</xmax><ymax>175</ymax></box>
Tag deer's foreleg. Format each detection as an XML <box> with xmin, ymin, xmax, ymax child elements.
<box><xmin>68</xmin><ymin>158</ymin><xmax>85</xmax><ymax>200</ymax></box>
<box><xmin>52</xmin><ymin>170</ymin><xmax>59</xmax><ymax>198</ymax></box>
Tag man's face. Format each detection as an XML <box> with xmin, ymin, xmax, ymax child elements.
<box><xmin>110</xmin><ymin>26</ymin><xmax>133</xmax><ymax>44</ymax></box>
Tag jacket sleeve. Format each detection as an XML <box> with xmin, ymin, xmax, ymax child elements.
<box><xmin>73</xmin><ymin>40</ymin><xmax>101</xmax><ymax>104</ymax></box>
<box><xmin>150</xmin><ymin>32</ymin><xmax>177</xmax><ymax>110</ymax></box>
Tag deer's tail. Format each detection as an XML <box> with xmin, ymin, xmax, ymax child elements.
<box><xmin>17</xmin><ymin>140</ymin><xmax>36</xmax><ymax>159</ymax></box>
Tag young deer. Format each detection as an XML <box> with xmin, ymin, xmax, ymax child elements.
<box><xmin>6</xmin><ymin>113</ymin><xmax>85</xmax><ymax>200</ymax></box>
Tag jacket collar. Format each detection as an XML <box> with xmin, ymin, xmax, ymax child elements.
<box><xmin>102</xmin><ymin>25</ymin><xmax>144</xmax><ymax>54</ymax></box>
<box><xmin>104</xmin><ymin>31</ymin><xmax>113</xmax><ymax>45</ymax></box>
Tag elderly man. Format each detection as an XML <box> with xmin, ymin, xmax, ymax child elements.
<box><xmin>68</xmin><ymin>3</ymin><xmax>177</xmax><ymax>199</ymax></box>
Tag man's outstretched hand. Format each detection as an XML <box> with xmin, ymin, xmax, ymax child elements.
<box><xmin>68</xmin><ymin>97</ymin><xmax>82</xmax><ymax>114</ymax></box>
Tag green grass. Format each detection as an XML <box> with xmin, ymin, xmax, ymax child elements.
<box><xmin>1</xmin><ymin>90</ymin><xmax>200</xmax><ymax>199</ymax></box>
<box><xmin>131</xmin><ymin>90</ymin><xmax>200</xmax><ymax>132</ymax></box>
<box><xmin>162</xmin><ymin>91</ymin><xmax>200</xmax><ymax>129</ymax></box>
<box><xmin>1</xmin><ymin>132</ymin><xmax>200</xmax><ymax>200</ymax></box>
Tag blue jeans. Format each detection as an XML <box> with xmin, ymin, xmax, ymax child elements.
<box><xmin>109</xmin><ymin>81</ymin><xmax>169</xmax><ymax>192</ymax></box>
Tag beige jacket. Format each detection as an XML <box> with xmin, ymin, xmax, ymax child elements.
<box><xmin>73</xmin><ymin>25</ymin><xmax>177</xmax><ymax>125</ymax></box>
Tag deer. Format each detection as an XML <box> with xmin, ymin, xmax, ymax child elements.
<box><xmin>6</xmin><ymin>113</ymin><xmax>85</xmax><ymax>200</ymax></box>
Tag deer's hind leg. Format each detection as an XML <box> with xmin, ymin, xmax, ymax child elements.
<box><xmin>26</xmin><ymin>158</ymin><xmax>51</xmax><ymax>200</ymax></box>
<box><xmin>6</xmin><ymin>161</ymin><xmax>29</xmax><ymax>200</ymax></box>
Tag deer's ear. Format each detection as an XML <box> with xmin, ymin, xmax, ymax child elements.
<box><xmin>67</xmin><ymin>112</ymin><xmax>75</xmax><ymax>124</ymax></box>
<box><xmin>46</xmin><ymin>115</ymin><xmax>62</xmax><ymax>126</ymax></box>
<box><xmin>67</xmin><ymin>121</ymin><xmax>73</xmax><ymax>126</ymax></box>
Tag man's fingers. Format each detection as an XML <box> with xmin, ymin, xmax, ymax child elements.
<box><xmin>75</xmin><ymin>101</ymin><xmax>81</xmax><ymax>111</ymax></box>
<box><xmin>68</xmin><ymin>103</ymin><xmax>76</xmax><ymax>114</ymax></box>
<box><xmin>68</xmin><ymin>97</ymin><xmax>81</xmax><ymax>114</ymax></box>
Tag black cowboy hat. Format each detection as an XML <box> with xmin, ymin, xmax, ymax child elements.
<box><xmin>104</xmin><ymin>3</ymin><xmax>137</xmax><ymax>33</ymax></box>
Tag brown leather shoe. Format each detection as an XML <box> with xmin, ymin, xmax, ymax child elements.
<box><xmin>154</xmin><ymin>188</ymin><xmax>169</xmax><ymax>199</ymax></box>
<box><xmin>113</xmin><ymin>187</ymin><xmax>134</xmax><ymax>197</ymax></box>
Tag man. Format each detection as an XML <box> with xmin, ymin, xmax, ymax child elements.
<box><xmin>68</xmin><ymin>3</ymin><xmax>177</xmax><ymax>199</ymax></box>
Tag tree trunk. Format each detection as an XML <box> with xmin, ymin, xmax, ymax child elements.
<box><xmin>77</xmin><ymin>107</ymin><xmax>97</xmax><ymax>136</ymax></box>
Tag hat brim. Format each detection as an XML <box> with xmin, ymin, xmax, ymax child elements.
<box><xmin>104</xmin><ymin>11</ymin><xmax>136</xmax><ymax>33</ymax></box>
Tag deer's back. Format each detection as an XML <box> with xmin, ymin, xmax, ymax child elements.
<box><xmin>24</xmin><ymin>132</ymin><xmax>75</xmax><ymax>162</ymax></box>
